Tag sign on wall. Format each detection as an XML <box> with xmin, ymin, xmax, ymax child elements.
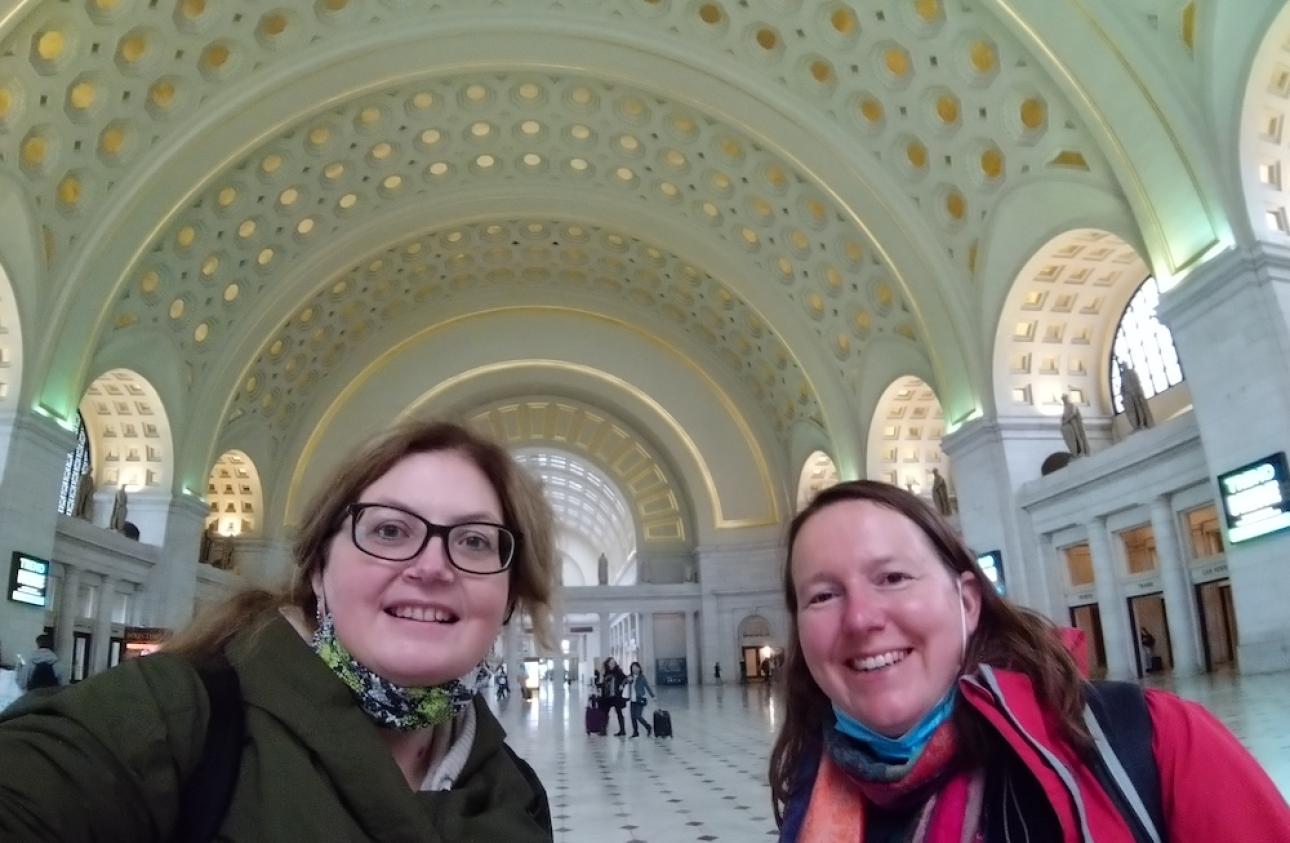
<box><xmin>1217</xmin><ymin>452</ymin><xmax>1290</xmax><ymax>543</ymax></box>
<box><xmin>7</xmin><ymin>552</ymin><xmax>50</xmax><ymax>608</ymax></box>
<box><xmin>976</xmin><ymin>550</ymin><xmax>1005</xmax><ymax>594</ymax></box>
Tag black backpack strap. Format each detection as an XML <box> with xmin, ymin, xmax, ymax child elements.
<box><xmin>1083</xmin><ymin>681</ymin><xmax>1166</xmax><ymax>843</ymax></box>
<box><xmin>172</xmin><ymin>658</ymin><xmax>245</xmax><ymax>843</ymax></box>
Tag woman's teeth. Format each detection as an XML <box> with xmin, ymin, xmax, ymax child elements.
<box><xmin>388</xmin><ymin>606</ymin><xmax>458</xmax><ymax>623</ymax></box>
<box><xmin>847</xmin><ymin>649</ymin><xmax>910</xmax><ymax>672</ymax></box>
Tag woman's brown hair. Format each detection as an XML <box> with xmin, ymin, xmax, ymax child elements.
<box><xmin>767</xmin><ymin>480</ymin><xmax>1090</xmax><ymax>824</ymax></box>
<box><xmin>167</xmin><ymin>419</ymin><xmax>558</xmax><ymax>660</ymax></box>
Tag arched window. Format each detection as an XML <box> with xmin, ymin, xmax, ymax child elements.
<box><xmin>1108</xmin><ymin>276</ymin><xmax>1184</xmax><ymax>413</ymax></box>
<box><xmin>57</xmin><ymin>413</ymin><xmax>91</xmax><ymax>515</ymax></box>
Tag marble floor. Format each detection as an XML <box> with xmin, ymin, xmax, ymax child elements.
<box><xmin>494</xmin><ymin>670</ymin><xmax>1290</xmax><ymax>843</ymax></box>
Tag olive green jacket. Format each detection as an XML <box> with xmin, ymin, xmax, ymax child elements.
<box><xmin>0</xmin><ymin>614</ymin><xmax>551</xmax><ymax>842</ymax></box>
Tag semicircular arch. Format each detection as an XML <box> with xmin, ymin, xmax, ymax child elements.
<box><xmin>992</xmin><ymin>228</ymin><xmax>1151</xmax><ymax>419</ymax></box>
<box><xmin>866</xmin><ymin>376</ymin><xmax>948</xmax><ymax>496</ymax></box>
<box><xmin>464</xmin><ymin>397</ymin><xmax>694</xmax><ymax>550</ymax></box>
<box><xmin>77</xmin><ymin>367</ymin><xmax>174</xmax><ymax>494</ymax></box>
<box><xmin>204</xmin><ymin>449</ymin><xmax>264</xmax><ymax>538</ymax></box>
<box><xmin>275</xmin><ymin>309</ymin><xmax>786</xmax><ymax>542</ymax></box>
<box><xmin>31</xmin><ymin>29</ymin><xmax>987</xmax><ymax>436</ymax></box>
<box><xmin>1238</xmin><ymin>2</ymin><xmax>1290</xmax><ymax>244</ymax></box>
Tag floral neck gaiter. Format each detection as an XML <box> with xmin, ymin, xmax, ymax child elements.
<box><xmin>310</xmin><ymin>610</ymin><xmax>475</xmax><ymax>731</ymax></box>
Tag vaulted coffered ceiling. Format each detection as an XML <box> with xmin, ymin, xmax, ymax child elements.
<box><xmin>0</xmin><ymin>0</ymin><xmax>1250</xmax><ymax>514</ymax></box>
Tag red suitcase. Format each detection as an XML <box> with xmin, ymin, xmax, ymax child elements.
<box><xmin>585</xmin><ymin>696</ymin><xmax>609</xmax><ymax>735</ymax></box>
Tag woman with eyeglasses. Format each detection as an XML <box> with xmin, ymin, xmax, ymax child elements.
<box><xmin>0</xmin><ymin>420</ymin><xmax>559</xmax><ymax>841</ymax></box>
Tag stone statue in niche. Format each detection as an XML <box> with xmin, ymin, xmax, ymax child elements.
<box><xmin>930</xmin><ymin>468</ymin><xmax>953</xmax><ymax>517</ymax></box>
<box><xmin>200</xmin><ymin>522</ymin><xmax>235</xmax><ymax>569</ymax></box>
<box><xmin>200</xmin><ymin>522</ymin><xmax>214</xmax><ymax>565</ymax></box>
<box><xmin>1119</xmin><ymin>363</ymin><xmax>1155</xmax><ymax>432</ymax></box>
<box><xmin>109</xmin><ymin>485</ymin><xmax>129</xmax><ymax>533</ymax></box>
<box><xmin>1060</xmin><ymin>394</ymin><xmax>1091</xmax><ymax>458</ymax></box>
<box><xmin>72</xmin><ymin>467</ymin><xmax>95</xmax><ymax>521</ymax></box>
<box><xmin>684</xmin><ymin>561</ymin><xmax>698</xmax><ymax>583</ymax></box>
<box><xmin>597</xmin><ymin>552</ymin><xmax>609</xmax><ymax>586</ymax></box>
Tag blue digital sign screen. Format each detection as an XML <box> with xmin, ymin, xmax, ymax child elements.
<box><xmin>1218</xmin><ymin>453</ymin><xmax>1290</xmax><ymax>544</ymax></box>
<box><xmin>8</xmin><ymin>551</ymin><xmax>50</xmax><ymax>608</ymax></box>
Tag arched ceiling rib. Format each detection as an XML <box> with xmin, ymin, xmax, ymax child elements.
<box><xmin>993</xmin><ymin>229</ymin><xmax>1149</xmax><ymax>417</ymax></box>
<box><xmin>219</xmin><ymin>219</ymin><xmax>827</xmax><ymax>441</ymax></box>
<box><xmin>0</xmin><ymin>2</ymin><xmax>1139</xmax><ymax>435</ymax></box>
<box><xmin>514</xmin><ymin>448</ymin><xmax>637</xmax><ymax>568</ymax></box>
<box><xmin>106</xmin><ymin>73</ymin><xmax>916</xmax><ymax>419</ymax></box>
<box><xmin>3</xmin><ymin>1</ymin><xmax>1112</xmax><ymax>283</ymax></box>
<box><xmin>469</xmin><ymin>397</ymin><xmax>692</xmax><ymax>546</ymax></box>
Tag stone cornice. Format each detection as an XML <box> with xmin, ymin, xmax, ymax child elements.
<box><xmin>1161</xmin><ymin>242</ymin><xmax>1290</xmax><ymax>330</ymax></box>
<box><xmin>1016</xmin><ymin>413</ymin><xmax>1203</xmax><ymax>511</ymax></box>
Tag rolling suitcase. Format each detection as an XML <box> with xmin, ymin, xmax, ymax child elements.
<box><xmin>652</xmin><ymin>709</ymin><xmax>673</xmax><ymax>738</ymax></box>
<box><xmin>586</xmin><ymin>696</ymin><xmax>609</xmax><ymax>735</ymax></box>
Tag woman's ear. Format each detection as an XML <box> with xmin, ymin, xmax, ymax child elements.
<box><xmin>311</xmin><ymin>567</ymin><xmax>326</xmax><ymax>618</ymax></box>
<box><xmin>958</xmin><ymin>570</ymin><xmax>982</xmax><ymax>635</ymax></box>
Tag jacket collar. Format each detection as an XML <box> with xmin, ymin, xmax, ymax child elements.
<box><xmin>960</xmin><ymin>665</ymin><xmax>1092</xmax><ymax>843</ymax></box>
<box><xmin>226</xmin><ymin>612</ymin><xmax>521</xmax><ymax>842</ymax></box>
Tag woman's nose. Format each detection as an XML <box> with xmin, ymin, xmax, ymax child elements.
<box><xmin>839</xmin><ymin>593</ymin><xmax>885</xmax><ymax>634</ymax></box>
<box><xmin>404</xmin><ymin>534</ymin><xmax>454</xmax><ymax>580</ymax></box>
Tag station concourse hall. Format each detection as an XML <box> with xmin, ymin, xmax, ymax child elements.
<box><xmin>1</xmin><ymin>1</ymin><xmax>1290</xmax><ymax>841</ymax></box>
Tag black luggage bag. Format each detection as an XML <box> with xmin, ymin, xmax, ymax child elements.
<box><xmin>652</xmin><ymin>709</ymin><xmax>673</xmax><ymax>738</ymax></box>
<box><xmin>586</xmin><ymin>695</ymin><xmax>609</xmax><ymax>735</ymax></box>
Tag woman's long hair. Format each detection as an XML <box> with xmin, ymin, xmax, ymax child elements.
<box><xmin>768</xmin><ymin>481</ymin><xmax>1090</xmax><ymax>824</ymax></box>
<box><xmin>166</xmin><ymin>419</ymin><xmax>559</xmax><ymax>660</ymax></box>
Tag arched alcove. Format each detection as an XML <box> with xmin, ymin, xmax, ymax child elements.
<box><xmin>738</xmin><ymin>614</ymin><xmax>772</xmax><ymax>645</ymax></box>
<box><xmin>77</xmin><ymin>369</ymin><xmax>174</xmax><ymax>493</ymax></box>
<box><xmin>0</xmin><ymin>262</ymin><xmax>22</xmax><ymax>416</ymax></box>
<box><xmin>796</xmin><ymin>450</ymin><xmax>839</xmax><ymax>512</ymax></box>
<box><xmin>515</xmin><ymin>448</ymin><xmax>637</xmax><ymax>586</ymax></box>
<box><xmin>204</xmin><ymin>449</ymin><xmax>264</xmax><ymax>537</ymax></box>
<box><xmin>866</xmin><ymin>376</ymin><xmax>948</xmax><ymax>496</ymax></box>
<box><xmin>1240</xmin><ymin>2</ymin><xmax>1290</xmax><ymax>241</ymax></box>
<box><xmin>992</xmin><ymin>229</ymin><xmax>1154</xmax><ymax>418</ymax></box>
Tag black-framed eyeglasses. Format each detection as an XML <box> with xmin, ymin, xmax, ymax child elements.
<box><xmin>345</xmin><ymin>503</ymin><xmax>519</xmax><ymax>575</ymax></box>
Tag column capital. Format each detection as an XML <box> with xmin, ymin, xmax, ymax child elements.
<box><xmin>1160</xmin><ymin>242</ymin><xmax>1290</xmax><ymax>331</ymax></box>
<box><xmin>0</xmin><ymin>409</ymin><xmax>77</xmax><ymax>457</ymax></box>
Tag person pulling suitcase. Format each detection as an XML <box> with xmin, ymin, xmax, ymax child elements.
<box><xmin>624</xmin><ymin>662</ymin><xmax>655</xmax><ymax>737</ymax></box>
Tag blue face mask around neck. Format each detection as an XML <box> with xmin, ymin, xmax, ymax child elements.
<box><xmin>831</xmin><ymin>687</ymin><xmax>957</xmax><ymax>765</ymax></box>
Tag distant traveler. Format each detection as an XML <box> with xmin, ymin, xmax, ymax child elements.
<box><xmin>713</xmin><ymin>662</ymin><xmax>722</xmax><ymax>683</ymax></box>
<box><xmin>17</xmin><ymin>633</ymin><xmax>65</xmax><ymax>690</ymax></box>
<box><xmin>1140</xmin><ymin>626</ymin><xmax>1158</xmax><ymax>672</ymax></box>
<box><xmin>600</xmin><ymin>657</ymin><xmax>628</xmax><ymax>736</ymax></box>
<box><xmin>624</xmin><ymin>661</ymin><xmax>656</xmax><ymax>737</ymax></box>
<box><xmin>771</xmin><ymin>480</ymin><xmax>1290</xmax><ymax>842</ymax></box>
<box><xmin>0</xmin><ymin>420</ymin><xmax>559</xmax><ymax>840</ymax></box>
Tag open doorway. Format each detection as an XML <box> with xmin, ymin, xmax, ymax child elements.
<box><xmin>1068</xmin><ymin>603</ymin><xmax>1107</xmax><ymax>678</ymax></box>
<box><xmin>1127</xmin><ymin>592</ymin><xmax>1172</xmax><ymax>677</ymax></box>
<box><xmin>1195</xmin><ymin>579</ymin><xmax>1239</xmax><ymax>672</ymax></box>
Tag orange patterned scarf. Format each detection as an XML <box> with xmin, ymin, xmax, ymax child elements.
<box><xmin>796</xmin><ymin>725</ymin><xmax>984</xmax><ymax>843</ymax></box>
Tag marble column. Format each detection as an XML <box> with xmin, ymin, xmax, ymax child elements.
<box><xmin>685</xmin><ymin>609</ymin><xmax>699</xmax><ymax>686</ymax></box>
<box><xmin>141</xmin><ymin>494</ymin><xmax>207</xmax><ymax>631</ymax></box>
<box><xmin>55</xmin><ymin>563</ymin><xmax>82</xmax><ymax>669</ymax></box>
<box><xmin>640</xmin><ymin>611</ymin><xmax>656</xmax><ymax>685</ymax></box>
<box><xmin>502</xmin><ymin>616</ymin><xmax>522</xmax><ymax>693</ymax></box>
<box><xmin>598</xmin><ymin>611</ymin><xmax>610</xmax><ymax>669</ymax></box>
<box><xmin>89</xmin><ymin>575</ymin><xmax>118</xmax><ymax>675</ymax></box>
<box><xmin>1087</xmin><ymin>517</ymin><xmax>1134</xmax><ymax>679</ymax></box>
<box><xmin>0</xmin><ymin>412</ymin><xmax>75</xmax><ymax>670</ymax></box>
<box><xmin>1037</xmin><ymin>533</ymin><xmax>1069</xmax><ymax>626</ymax></box>
<box><xmin>1150</xmin><ymin>496</ymin><xmax>1201</xmax><ymax>675</ymax></box>
<box><xmin>1159</xmin><ymin>243</ymin><xmax>1290</xmax><ymax>671</ymax></box>
<box><xmin>550</xmin><ymin>612</ymin><xmax>566</xmax><ymax>689</ymax></box>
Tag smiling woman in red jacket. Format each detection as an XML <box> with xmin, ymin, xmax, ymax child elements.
<box><xmin>771</xmin><ymin>481</ymin><xmax>1290</xmax><ymax>843</ymax></box>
